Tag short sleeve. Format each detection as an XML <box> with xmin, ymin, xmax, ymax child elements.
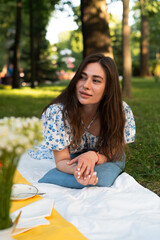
<box><xmin>123</xmin><ymin>101</ymin><xmax>136</xmax><ymax>144</ymax></box>
<box><xmin>41</xmin><ymin>104</ymin><xmax>70</xmax><ymax>151</ymax></box>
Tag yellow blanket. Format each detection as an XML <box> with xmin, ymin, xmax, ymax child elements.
<box><xmin>11</xmin><ymin>171</ymin><xmax>87</xmax><ymax>240</ymax></box>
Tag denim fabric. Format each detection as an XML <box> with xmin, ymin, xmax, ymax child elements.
<box><xmin>38</xmin><ymin>154</ymin><xmax>126</xmax><ymax>189</ymax></box>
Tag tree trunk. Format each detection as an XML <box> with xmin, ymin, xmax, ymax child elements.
<box><xmin>140</xmin><ymin>0</ymin><xmax>149</xmax><ymax>77</ymax></box>
<box><xmin>35</xmin><ymin>36</ymin><xmax>42</xmax><ymax>84</ymax></box>
<box><xmin>29</xmin><ymin>0</ymin><xmax>35</xmax><ymax>88</ymax></box>
<box><xmin>12</xmin><ymin>0</ymin><xmax>22</xmax><ymax>89</ymax></box>
<box><xmin>122</xmin><ymin>0</ymin><xmax>132</xmax><ymax>98</ymax></box>
<box><xmin>80</xmin><ymin>0</ymin><xmax>113</xmax><ymax>58</ymax></box>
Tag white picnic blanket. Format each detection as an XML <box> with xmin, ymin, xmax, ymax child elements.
<box><xmin>18</xmin><ymin>152</ymin><xmax>160</xmax><ymax>240</ymax></box>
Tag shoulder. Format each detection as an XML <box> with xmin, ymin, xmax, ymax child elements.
<box><xmin>123</xmin><ymin>101</ymin><xmax>136</xmax><ymax>143</ymax></box>
<box><xmin>41</xmin><ymin>103</ymin><xmax>70</xmax><ymax>150</ymax></box>
<box><xmin>122</xmin><ymin>101</ymin><xmax>132</xmax><ymax>113</ymax></box>
<box><xmin>122</xmin><ymin>101</ymin><xmax>135</xmax><ymax>119</ymax></box>
<box><xmin>42</xmin><ymin>103</ymin><xmax>64</xmax><ymax>119</ymax></box>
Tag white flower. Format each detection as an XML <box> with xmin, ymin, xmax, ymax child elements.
<box><xmin>15</xmin><ymin>147</ymin><xmax>24</xmax><ymax>155</ymax></box>
<box><xmin>5</xmin><ymin>145</ymin><xmax>13</xmax><ymax>153</ymax></box>
<box><xmin>0</xmin><ymin>117</ymin><xmax>43</xmax><ymax>160</ymax></box>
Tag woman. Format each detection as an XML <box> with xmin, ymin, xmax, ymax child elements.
<box><xmin>30</xmin><ymin>53</ymin><xmax>135</xmax><ymax>188</ymax></box>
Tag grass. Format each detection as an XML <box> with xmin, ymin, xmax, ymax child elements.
<box><xmin>0</xmin><ymin>78</ymin><xmax>160</xmax><ymax>196</ymax></box>
<box><xmin>123</xmin><ymin>78</ymin><xmax>160</xmax><ymax>196</ymax></box>
<box><xmin>0</xmin><ymin>80</ymin><xmax>70</xmax><ymax>118</ymax></box>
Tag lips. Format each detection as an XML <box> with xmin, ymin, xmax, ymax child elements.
<box><xmin>79</xmin><ymin>91</ymin><xmax>92</xmax><ymax>97</ymax></box>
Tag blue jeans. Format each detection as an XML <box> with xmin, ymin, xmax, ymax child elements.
<box><xmin>38</xmin><ymin>152</ymin><xmax>126</xmax><ymax>189</ymax></box>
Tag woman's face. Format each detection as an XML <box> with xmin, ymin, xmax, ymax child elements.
<box><xmin>76</xmin><ymin>62</ymin><xmax>106</xmax><ymax>107</ymax></box>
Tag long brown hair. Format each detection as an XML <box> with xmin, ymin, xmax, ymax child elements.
<box><xmin>43</xmin><ymin>53</ymin><xmax>126</xmax><ymax>161</ymax></box>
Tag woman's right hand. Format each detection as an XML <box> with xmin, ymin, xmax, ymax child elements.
<box><xmin>74</xmin><ymin>170</ymin><xmax>98</xmax><ymax>186</ymax></box>
<box><xmin>67</xmin><ymin>151</ymin><xmax>98</xmax><ymax>178</ymax></box>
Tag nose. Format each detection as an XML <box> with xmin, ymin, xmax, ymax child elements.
<box><xmin>83</xmin><ymin>78</ymin><xmax>91</xmax><ymax>89</ymax></box>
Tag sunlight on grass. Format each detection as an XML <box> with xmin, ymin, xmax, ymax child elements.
<box><xmin>0</xmin><ymin>84</ymin><xmax>12</xmax><ymax>89</ymax></box>
<box><xmin>0</xmin><ymin>81</ymin><xmax>69</xmax><ymax>118</ymax></box>
<box><xmin>1</xmin><ymin>86</ymin><xmax>66</xmax><ymax>98</ymax></box>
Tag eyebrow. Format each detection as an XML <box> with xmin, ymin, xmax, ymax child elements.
<box><xmin>81</xmin><ymin>72</ymin><xmax>104</xmax><ymax>80</ymax></box>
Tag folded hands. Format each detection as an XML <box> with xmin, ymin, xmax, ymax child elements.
<box><xmin>67</xmin><ymin>151</ymin><xmax>98</xmax><ymax>186</ymax></box>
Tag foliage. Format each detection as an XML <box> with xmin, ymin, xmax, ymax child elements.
<box><xmin>0</xmin><ymin>1</ymin><xmax>16</xmax><ymax>69</ymax></box>
<box><xmin>131</xmin><ymin>0</ymin><xmax>160</xmax><ymax>74</ymax></box>
<box><xmin>134</xmin><ymin>0</ymin><xmax>160</xmax><ymax>17</ymax></box>
<box><xmin>72</xmin><ymin>4</ymin><xmax>81</xmax><ymax>28</ymax></box>
<box><xmin>22</xmin><ymin>0</ymin><xmax>60</xmax><ymax>83</ymax></box>
<box><xmin>154</xmin><ymin>61</ymin><xmax>160</xmax><ymax>77</ymax></box>
<box><xmin>149</xmin><ymin>60</ymin><xmax>160</xmax><ymax>82</ymax></box>
<box><xmin>69</xmin><ymin>4</ymin><xmax>83</xmax><ymax>69</ymax></box>
<box><xmin>1</xmin><ymin>0</ymin><xmax>160</xmax><ymax>82</ymax></box>
<box><xmin>55</xmin><ymin>30</ymin><xmax>83</xmax><ymax>72</ymax></box>
<box><xmin>109</xmin><ymin>14</ymin><xmax>123</xmax><ymax>75</ymax></box>
<box><xmin>129</xmin><ymin>13</ymin><xmax>141</xmax><ymax>76</ymax></box>
<box><xmin>148</xmin><ymin>10</ymin><xmax>160</xmax><ymax>60</ymax></box>
<box><xmin>0</xmin><ymin>0</ymin><xmax>60</xmax><ymax>83</ymax></box>
<box><xmin>0</xmin><ymin>117</ymin><xmax>42</xmax><ymax>229</ymax></box>
<box><xmin>54</xmin><ymin>3</ymin><xmax>83</xmax><ymax>72</ymax></box>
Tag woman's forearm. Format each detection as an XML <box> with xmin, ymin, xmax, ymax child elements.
<box><xmin>95</xmin><ymin>152</ymin><xmax>107</xmax><ymax>165</ymax></box>
<box><xmin>96</xmin><ymin>148</ymin><xmax>117</xmax><ymax>165</ymax></box>
<box><xmin>56</xmin><ymin>159</ymin><xmax>77</xmax><ymax>174</ymax></box>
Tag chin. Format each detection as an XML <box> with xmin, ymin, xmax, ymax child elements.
<box><xmin>79</xmin><ymin>100</ymin><xmax>90</xmax><ymax>105</ymax></box>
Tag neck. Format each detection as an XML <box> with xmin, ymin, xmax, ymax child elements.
<box><xmin>81</xmin><ymin>104</ymin><xmax>99</xmax><ymax>119</ymax></box>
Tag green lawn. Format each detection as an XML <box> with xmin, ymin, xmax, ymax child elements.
<box><xmin>0</xmin><ymin>81</ymin><xmax>70</xmax><ymax>118</ymax></box>
<box><xmin>123</xmin><ymin>78</ymin><xmax>160</xmax><ymax>196</ymax></box>
<box><xmin>0</xmin><ymin>78</ymin><xmax>160</xmax><ymax>196</ymax></box>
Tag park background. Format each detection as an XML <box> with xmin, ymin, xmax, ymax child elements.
<box><xmin>0</xmin><ymin>0</ymin><xmax>159</xmax><ymax>195</ymax></box>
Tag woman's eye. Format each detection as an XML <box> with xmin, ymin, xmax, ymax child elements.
<box><xmin>93</xmin><ymin>79</ymin><xmax>101</xmax><ymax>83</ymax></box>
<box><xmin>80</xmin><ymin>75</ymin><xmax>86</xmax><ymax>80</ymax></box>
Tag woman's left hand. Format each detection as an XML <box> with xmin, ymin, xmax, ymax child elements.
<box><xmin>67</xmin><ymin>151</ymin><xmax>98</xmax><ymax>178</ymax></box>
<box><xmin>74</xmin><ymin>170</ymin><xmax>98</xmax><ymax>186</ymax></box>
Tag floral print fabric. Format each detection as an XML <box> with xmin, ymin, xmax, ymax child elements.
<box><xmin>28</xmin><ymin>101</ymin><xmax>136</xmax><ymax>160</ymax></box>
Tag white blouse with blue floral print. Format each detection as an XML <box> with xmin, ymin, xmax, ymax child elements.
<box><xmin>28</xmin><ymin>101</ymin><xmax>136</xmax><ymax>160</ymax></box>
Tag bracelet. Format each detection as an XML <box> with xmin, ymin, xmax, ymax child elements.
<box><xmin>93</xmin><ymin>151</ymin><xmax>99</xmax><ymax>165</ymax></box>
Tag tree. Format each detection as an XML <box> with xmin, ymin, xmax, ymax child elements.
<box><xmin>80</xmin><ymin>0</ymin><xmax>113</xmax><ymax>58</ymax></box>
<box><xmin>139</xmin><ymin>0</ymin><xmax>149</xmax><ymax>77</ymax></box>
<box><xmin>22</xmin><ymin>0</ymin><xmax>60</xmax><ymax>83</ymax></box>
<box><xmin>149</xmin><ymin>9</ymin><xmax>160</xmax><ymax>61</ymax></box>
<box><xmin>29</xmin><ymin>0</ymin><xmax>35</xmax><ymax>88</ymax></box>
<box><xmin>109</xmin><ymin>14</ymin><xmax>123</xmax><ymax>75</ymax></box>
<box><xmin>122</xmin><ymin>0</ymin><xmax>132</xmax><ymax>98</ymax></box>
<box><xmin>139</xmin><ymin>0</ymin><xmax>160</xmax><ymax>77</ymax></box>
<box><xmin>33</xmin><ymin>0</ymin><xmax>60</xmax><ymax>83</ymax></box>
<box><xmin>130</xmin><ymin>0</ymin><xmax>160</xmax><ymax>76</ymax></box>
<box><xmin>0</xmin><ymin>0</ymin><xmax>61</xmax><ymax>85</ymax></box>
<box><xmin>12</xmin><ymin>0</ymin><xmax>22</xmax><ymax>88</ymax></box>
<box><xmin>0</xmin><ymin>1</ymin><xmax>16</xmax><ymax>70</ymax></box>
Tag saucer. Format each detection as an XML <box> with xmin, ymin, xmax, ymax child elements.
<box><xmin>11</xmin><ymin>184</ymin><xmax>38</xmax><ymax>200</ymax></box>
